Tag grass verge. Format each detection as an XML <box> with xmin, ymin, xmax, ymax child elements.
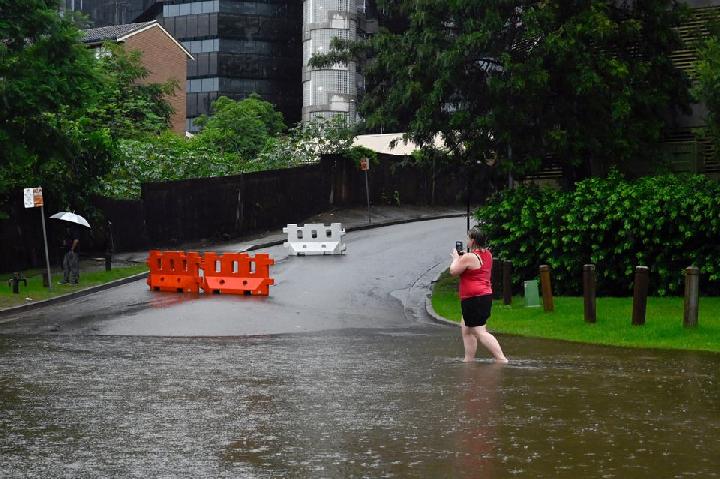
<box><xmin>0</xmin><ymin>264</ymin><xmax>148</xmax><ymax>309</ymax></box>
<box><xmin>432</xmin><ymin>270</ymin><xmax>720</xmax><ymax>353</ymax></box>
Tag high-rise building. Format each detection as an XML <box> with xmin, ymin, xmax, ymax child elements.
<box><xmin>159</xmin><ymin>1</ymin><xmax>303</xmax><ymax>130</ymax></box>
<box><xmin>62</xmin><ymin>0</ymin><xmax>155</xmax><ymax>26</ymax></box>
<box><xmin>302</xmin><ymin>0</ymin><xmax>358</xmax><ymax>123</ymax></box>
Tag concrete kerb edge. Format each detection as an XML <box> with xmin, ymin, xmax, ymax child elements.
<box><xmin>425</xmin><ymin>268</ymin><xmax>459</xmax><ymax>328</ymax></box>
<box><xmin>0</xmin><ymin>271</ymin><xmax>150</xmax><ymax>318</ymax></box>
<box><xmin>0</xmin><ymin>212</ymin><xmax>467</xmax><ymax>318</ymax></box>
<box><xmin>344</xmin><ymin>212</ymin><xmax>466</xmax><ymax>233</ymax></box>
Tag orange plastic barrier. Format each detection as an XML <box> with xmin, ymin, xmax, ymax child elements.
<box><xmin>201</xmin><ymin>252</ymin><xmax>275</xmax><ymax>296</ymax></box>
<box><xmin>146</xmin><ymin>250</ymin><xmax>202</xmax><ymax>293</ymax></box>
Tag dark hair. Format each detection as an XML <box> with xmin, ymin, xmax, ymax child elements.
<box><xmin>468</xmin><ymin>226</ymin><xmax>488</xmax><ymax>248</ymax></box>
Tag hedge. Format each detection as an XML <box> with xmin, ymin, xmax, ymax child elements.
<box><xmin>476</xmin><ymin>172</ymin><xmax>720</xmax><ymax>296</ymax></box>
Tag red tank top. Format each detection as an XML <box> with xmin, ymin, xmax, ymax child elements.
<box><xmin>459</xmin><ymin>249</ymin><xmax>493</xmax><ymax>299</ymax></box>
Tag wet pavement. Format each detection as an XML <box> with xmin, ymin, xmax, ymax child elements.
<box><xmin>1</xmin><ymin>217</ymin><xmax>719</xmax><ymax>477</ymax></box>
<box><xmin>0</xmin><ymin>218</ymin><xmax>463</xmax><ymax>335</ymax></box>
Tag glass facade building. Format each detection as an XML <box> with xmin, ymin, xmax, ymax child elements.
<box><xmin>62</xmin><ymin>0</ymin><xmax>155</xmax><ymax>27</ymax></box>
<box><xmin>159</xmin><ymin>0</ymin><xmax>302</xmax><ymax>130</ymax></box>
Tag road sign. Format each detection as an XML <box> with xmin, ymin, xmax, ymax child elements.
<box><xmin>23</xmin><ymin>187</ymin><xmax>43</xmax><ymax>208</ymax></box>
<box><xmin>359</xmin><ymin>158</ymin><xmax>370</xmax><ymax>171</ymax></box>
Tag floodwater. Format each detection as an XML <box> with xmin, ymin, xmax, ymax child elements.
<box><xmin>1</xmin><ymin>330</ymin><xmax>718</xmax><ymax>478</ymax></box>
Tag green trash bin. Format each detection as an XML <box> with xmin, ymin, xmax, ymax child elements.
<box><xmin>524</xmin><ymin>280</ymin><xmax>540</xmax><ymax>307</ymax></box>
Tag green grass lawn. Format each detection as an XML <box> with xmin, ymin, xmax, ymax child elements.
<box><xmin>432</xmin><ymin>270</ymin><xmax>720</xmax><ymax>353</ymax></box>
<box><xmin>0</xmin><ymin>264</ymin><xmax>148</xmax><ymax>309</ymax></box>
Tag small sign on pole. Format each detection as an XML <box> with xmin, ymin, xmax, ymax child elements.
<box><xmin>360</xmin><ymin>158</ymin><xmax>371</xmax><ymax>224</ymax></box>
<box><xmin>23</xmin><ymin>187</ymin><xmax>52</xmax><ymax>290</ymax></box>
<box><xmin>24</xmin><ymin>187</ymin><xmax>44</xmax><ymax>208</ymax></box>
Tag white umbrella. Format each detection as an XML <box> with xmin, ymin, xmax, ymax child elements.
<box><xmin>50</xmin><ymin>212</ymin><xmax>91</xmax><ymax>228</ymax></box>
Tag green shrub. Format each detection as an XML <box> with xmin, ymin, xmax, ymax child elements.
<box><xmin>476</xmin><ymin>172</ymin><xmax>720</xmax><ymax>296</ymax></box>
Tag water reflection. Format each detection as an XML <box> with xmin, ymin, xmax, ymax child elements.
<box><xmin>452</xmin><ymin>362</ymin><xmax>503</xmax><ymax>478</ymax></box>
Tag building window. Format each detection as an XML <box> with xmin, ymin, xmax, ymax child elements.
<box><xmin>187</xmin><ymin>77</ymin><xmax>219</xmax><ymax>93</ymax></box>
<box><xmin>182</xmin><ymin>38</ymin><xmax>219</xmax><ymax>54</ymax></box>
<box><xmin>164</xmin><ymin>0</ymin><xmax>219</xmax><ymax>18</ymax></box>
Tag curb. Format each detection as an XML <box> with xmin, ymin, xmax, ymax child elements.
<box><xmin>230</xmin><ymin>213</ymin><xmax>467</xmax><ymax>252</ymax></box>
<box><xmin>345</xmin><ymin>212</ymin><xmax>466</xmax><ymax>233</ymax></box>
<box><xmin>0</xmin><ymin>213</ymin><xmax>466</xmax><ymax>319</ymax></box>
<box><xmin>0</xmin><ymin>272</ymin><xmax>149</xmax><ymax>319</ymax></box>
<box><xmin>425</xmin><ymin>269</ymin><xmax>460</xmax><ymax>328</ymax></box>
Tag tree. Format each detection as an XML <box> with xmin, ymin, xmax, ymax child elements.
<box><xmin>194</xmin><ymin>94</ymin><xmax>286</xmax><ymax>160</ymax></box>
<box><xmin>693</xmin><ymin>20</ymin><xmax>720</xmax><ymax>161</ymax></box>
<box><xmin>312</xmin><ymin>0</ymin><xmax>690</xmax><ymax>180</ymax></box>
<box><xmin>253</xmin><ymin>115</ymin><xmax>357</xmax><ymax>169</ymax></box>
<box><xmin>86</xmin><ymin>42</ymin><xmax>177</xmax><ymax>140</ymax></box>
<box><xmin>502</xmin><ymin>0</ymin><xmax>691</xmax><ymax>180</ymax></box>
<box><xmin>0</xmin><ymin>0</ymin><xmax>111</xmax><ymax>215</ymax></box>
<box><xmin>100</xmin><ymin>132</ymin><xmax>240</xmax><ymax>199</ymax></box>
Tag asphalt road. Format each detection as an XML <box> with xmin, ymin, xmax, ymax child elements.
<box><xmin>0</xmin><ymin>217</ymin><xmax>466</xmax><ymax>335</ymax></box>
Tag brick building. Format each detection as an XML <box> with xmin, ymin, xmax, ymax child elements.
<box><xmin>83</xmin><ymin>21</ymin><xmax>193</xmax><ymax>135</ymax></box>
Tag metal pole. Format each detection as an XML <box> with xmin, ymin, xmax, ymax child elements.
<box><xmin>364</xmin><ymin>169</ymin><xmax>371</xmax><ymax>224</ymax></box>
<box><xmin>684</xmin><ymin>266</ymin><xmax>700</xmax><ymax>328</ymax></box>
<box><xmin>40</xmin><ymin>205</ymin><xmax>52</xmax><ymax>290</ymax></box>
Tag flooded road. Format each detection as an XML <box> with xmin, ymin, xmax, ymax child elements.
<box><xmin>1</xmin><ymin>218</ymin><xmax>719</xmax><ymax>477</ymax></box>
<box><xmin>1</xmin><ymin>332</ymin><xmax>718</xmax><ymax>478</ymax></box>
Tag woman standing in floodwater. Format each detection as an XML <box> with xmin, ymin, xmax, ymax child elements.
<box><xmin>449</xmin><ymin>226</ymin><xmax>508</xmax><ymax>363</ymax></box>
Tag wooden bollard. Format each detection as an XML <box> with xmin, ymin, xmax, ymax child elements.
<box><xmin>632</xmin><ymin>266</ymin><xmax>649</xmax><ymax>326</ymax></box>
<box><xmin>491</xmin><ymin>260</ymin><xmax>502</xmax><ymax>300</ymax></box>
<box><xmin>539</xmin><ymin>265</ymin><xmax>554</xmax><ymax>312</ymax></box>
<box><xmin>503</xmin><ymin>260</ymin><xmax>512</xmax><ymax>306</ymax></box>
<box><xmin>684</xmin><ymin>266</ymin><xmax>700</xmax><ymax>328</ymax></box>
<box><xmin>583</xmin><ymin>264</ymin><xmax>596</xmax><ymax>323</ymax></box>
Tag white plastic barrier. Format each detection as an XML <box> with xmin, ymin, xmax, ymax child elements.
<box><xmin>283</xmin><ymin>223</ymin><xmax>347</xmax><ymax>256</ymax></box>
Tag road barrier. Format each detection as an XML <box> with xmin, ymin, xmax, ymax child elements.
<box><xmin>147</xmin><ymin>250</ymin><xmax>274</xmax><ymax>296</ymax></box>
<box><xmin>283</xmin><ymin>223</ymin><xmax>346</xmax><ymax>256</ymax></box>
<box><xmin>147</xmin><ymin>250</ymin><xmax>202</xmax><ymax>293</ymax></box>
<box><xmin>201</xmin><ymin>252</ymin><xmax>275</xmax><ymax>296</ymax></box>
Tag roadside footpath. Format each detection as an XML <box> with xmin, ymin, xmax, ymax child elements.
<box><xmin>0</xmin><ymin>205</ymin><xmax>465</xmax><ymax>318</ymax></box>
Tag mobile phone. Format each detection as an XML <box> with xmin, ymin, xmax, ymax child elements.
<box><xmin>455</xmin><ymin>241</ymin><xmax>464</xmax><ymax>255</ymax></box>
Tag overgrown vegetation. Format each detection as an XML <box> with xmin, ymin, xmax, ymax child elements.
<box><xmin>693</xmin><ymin>17</ymin><xmax>720</xmax><ymax>162</ymax></box>
<box><xmin>476</xmin><ymin>172</ymin><xmax>720</xmax><ymax>296</ymax></box>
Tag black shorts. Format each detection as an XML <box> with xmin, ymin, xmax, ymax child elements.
<box><xmin>461</xmin><ymin>295</ymin><xmax>493</xmax><ymax>327</ymax></box>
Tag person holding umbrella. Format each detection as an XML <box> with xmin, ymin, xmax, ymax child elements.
<box><xmin>51</xmin><ymin>212</ymin><xmax>90</xmax><ymax>285</ymax></box>
<box><xmin>60</xmin><ymin>226</ymin><xmax>79</xmax><ymax>284</ymax></box>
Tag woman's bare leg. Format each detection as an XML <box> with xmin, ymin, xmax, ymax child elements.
<box><xmin>461</xmin><ymin>319</ymin><xmax>478</xmax><ymax>362</ymax></box>
<box><xmin>473</xmin><ymin>325</ymin><xmax>508</xmax><ymax>363</ymax></box>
